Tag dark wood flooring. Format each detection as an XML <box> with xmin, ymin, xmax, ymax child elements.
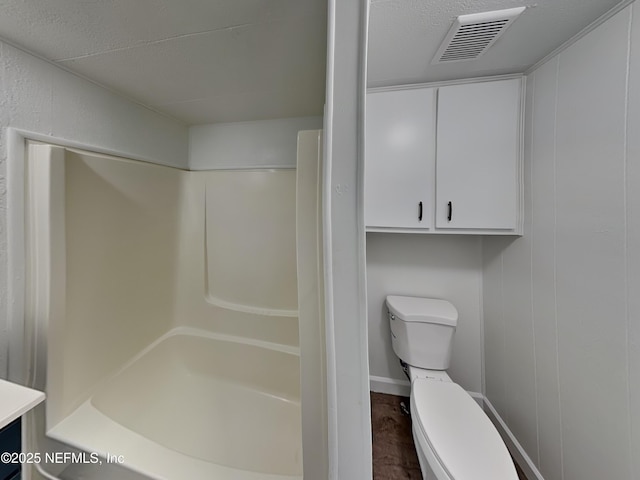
<box><xmin>371</xmin><ymin>392</ymin><xmax>422</xmax><ymax>479</ymax></box>
<box><xmin>370</xmin><ymin>392</ymin><xmax>528</xmax><ymax>480</ymax></box>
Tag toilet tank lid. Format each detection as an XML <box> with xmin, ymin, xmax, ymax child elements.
<box><xmin>386</xmin><ymin>296</ymin><xmax>458</xmax><ymax>327</ymax></box>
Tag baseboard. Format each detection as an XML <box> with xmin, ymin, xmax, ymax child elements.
<box><xmin>467</xmin><ymin>391</ymin><xmax>484</xmax><ymax>409</ymax></box>
<box><xmin>483</xmin><ymin>398</ymin><xmax>545</xmax><ymax>480</ymax></box>
<box><xmin>369</xmin><ymin>376</ymin><xmax>411</xmax><ymax>397</ymax></box>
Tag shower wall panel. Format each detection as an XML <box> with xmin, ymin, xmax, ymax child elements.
<box><xmin>43</xmin><ymin>148</ymin><xmax>301</xmax><ymax>430</ymax></box>
<box><xmin>205</xmin><ymin>171</ymin><xmax>297</xmax><ymax>312</ymax></box>
<box><xmin>50</xmin><ymin>149</ymin><xmax>182</xmax><ymax>426</ymax></box>
<box><xmin>172</xmin><ymin>170</ymin><xmax>299</xmax><ymax>347</ymax></box>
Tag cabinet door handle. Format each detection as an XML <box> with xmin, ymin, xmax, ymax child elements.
<box><xmin>418</xmin><ymin>201</ymin><xmax>423</xmax><ymax>221</ymax></box>
<box><xmin>447</xmin><ymin>201</ymin><xmax>452</xmax><ymax>222</ymax></box>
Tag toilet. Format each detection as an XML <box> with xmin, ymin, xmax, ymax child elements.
<box><xmin>386</xmin><ymin>295</ymin><xmax>519</xmax><ymax>480</ymax></box>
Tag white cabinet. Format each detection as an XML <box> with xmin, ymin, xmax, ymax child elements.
<box><xmin>364</xmin><ymin>77</ymin><xmax>522</xmax><ymax>235</ymax></box>
<box><xmin>365</xmin><ymin>88</ymin><xmax>436</xmax><ymax>229</ymax></box>
<box><xmin>436</xmin><ymin>79</ymin><xmax>521</xmax><ymax>230</ymax></box>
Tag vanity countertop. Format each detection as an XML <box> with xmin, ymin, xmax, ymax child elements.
<box><xmin>0</xmin><ymin>379</ymin><xmax>45</xmax><ymax>430</ymax></box>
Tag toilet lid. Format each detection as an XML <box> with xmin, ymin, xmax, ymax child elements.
<box><xmin>411</xmin><ymin>380</ymin><xmax>517</xmax><ymax>480</ymax></box>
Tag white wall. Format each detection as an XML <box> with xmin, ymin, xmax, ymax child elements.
<box><xmin>367</xmin><ymin>234</ymin><xmax>483</xmax><ymax>394</ymax></box>
<box><xmin>189</xmin><ymin>116</ymin><xmax>322</xmax><ymax>170</ymax></box>
<box><xmin>0</xmin><ymin>41</ymin><xmax>188</xmax><ymax>378</ymax></box>
<box><xmin>483</xmin><ymin>5</ymin><xmax>640</xmax><ymax>480</ymax></box>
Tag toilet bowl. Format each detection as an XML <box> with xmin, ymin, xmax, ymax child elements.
<box><xmin>386</xmin><ymin>295</ymin><xmax>518</xmax><ymax>480</ymax></box>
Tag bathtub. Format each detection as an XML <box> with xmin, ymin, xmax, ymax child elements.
<box><xmin>47</xmin><ymin>327</ymin><xmax>303</xmax><ymax>480</ymax></box>
<box><xmin>23</xmin><ymin>146</ymin><xmax>311</xmax><ymax>479</ymax></box>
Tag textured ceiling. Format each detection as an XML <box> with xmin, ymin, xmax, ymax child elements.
<box><xmin>0</xmin><ymin>0</ymin><xmax>624</xmax><ymax>124</ymax></box>
<box><xmin>368</xmin><ymin>0</ymin><xmax>624</xmax><ymax>87</ymax></box>
<box><xmin>0</xmin><ymin>0</ymin><xmax>327</xmax><ymax>125</ymax></box>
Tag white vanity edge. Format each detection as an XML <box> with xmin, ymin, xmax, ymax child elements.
<box><xmin>0</xmin><ymin>379</ymin><xmax>45</xmax><ymax>430</ymax></box>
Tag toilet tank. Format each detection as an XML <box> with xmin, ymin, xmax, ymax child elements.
<box><xmin>386</xmin><ymin>295</ymin><xmax>458</xmax><ymax>370</ymax></box>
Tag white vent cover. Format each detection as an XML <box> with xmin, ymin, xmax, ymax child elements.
<box><xmin>432</xmin><ymin>7</ymin><xmax>525</xmax><ymax>64</ymax></box>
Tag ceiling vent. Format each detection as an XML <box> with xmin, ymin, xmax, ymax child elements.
<box><xmin>432</xmin><ymin>7</ymin><xmax>525</xmax><ymax>64</ymax></box>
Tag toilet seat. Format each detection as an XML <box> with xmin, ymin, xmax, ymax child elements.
<box><xmin>410</xmin><ymin>379</ymin><xmax>518</xmax><ymax>480</ymax></box>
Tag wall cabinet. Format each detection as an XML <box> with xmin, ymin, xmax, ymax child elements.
<box><xmin>365</xmin><ymin>87</ymin><xmax>436</xmax><ymax>229</ymax></box>
<box><xmin>365</xmin><ymin>77</ymin><xmax>522</xmax><ymax>235</ymax></box>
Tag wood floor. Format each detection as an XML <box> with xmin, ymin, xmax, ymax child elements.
<box><xmin>370</xmin><ymin>392</ymin><xmax>528</xmax><ymax>480</ymax></box>
<box><xmin>371</xmin><ymin>392</ymin><xmax>422</xmax><ymax>479</ymax></box>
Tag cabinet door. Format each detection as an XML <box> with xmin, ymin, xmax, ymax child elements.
<box><xmin>365</xmin><ymin>88</ymin><xmax>435</xmax><ymax>229</ymax></box>
<box><xmin>0</xmin><ymin>419</ymin><xmax>20</xmax><ymax>480</ymax></box>
<box><xmin>436</xmin><ymin>79</ymin><xmax>521</xmax><ymax>230</ymax></box>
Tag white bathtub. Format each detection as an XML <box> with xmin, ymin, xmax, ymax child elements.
<box><xmin>47</xmin><ymin>328</ymin><xmax>303</xmax><ymax>480</ymax></box>
<box><xmin>23</xmin><ymin>146</ymin><xmax>312</xmax><ymax>479</ymax></box>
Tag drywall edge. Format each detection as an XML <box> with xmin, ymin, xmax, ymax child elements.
<box><xmin>322</xmin><ymin>0</ymin><xmax>371</xmax><ymax>478</ymax></box>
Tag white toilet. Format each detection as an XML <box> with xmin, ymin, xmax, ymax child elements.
<box><xmin>386</xmin><ymin>295</ymin><xmax>519</xmax><ymax>480</ymax></box>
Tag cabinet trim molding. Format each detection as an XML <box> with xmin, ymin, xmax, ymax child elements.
<box><xmin>367</xmin><ymin>73</ymin><xmax>524</xmax><ymax>94</ymax></box>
